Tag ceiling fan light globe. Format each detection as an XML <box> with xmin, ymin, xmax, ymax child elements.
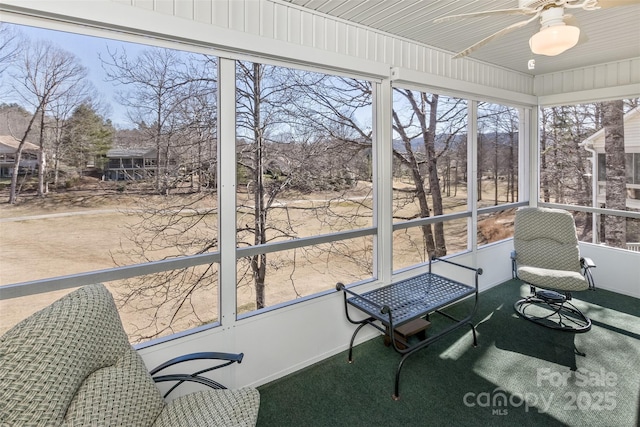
<box><xmin>529</xmin><ymin>24</ymin><xmax>580</xmax><ymax>56</ymax></box>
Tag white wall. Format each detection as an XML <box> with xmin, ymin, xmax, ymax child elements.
<box><xmin>535</xmin><ymin>58</ymin><xmax>640</xmax><ymax>104</ymax></box>
<box><xmin>139</xmin><ymin>239</ymin><xmax>638</xmax><ymax>394</ymax></box>
<box><xmin>140</xmin><ymin>243</ymin><xmax>513</xmax><ymax>394</ymax></box>
<box><xmin>579</xmin><ymin>242</ymin><xmax>640</xmax><ymax>299</ymax></box>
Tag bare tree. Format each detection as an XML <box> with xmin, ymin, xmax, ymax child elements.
<box><xmin>602</xmin><ymin>99</ymin><xmax>626</xmax><ymax>248</ymax></box>
<box><xmin>282</xmin><ymin>73</ymin><xmax>372</xmax><ymax>196</ymax></box>
<box><xmin>540</xmin><ymin>105</ymin><xmax>593</xmax><ymax>206</ymax></box>
<box><xmin>0</xmin><ymin>103</ymin><xmax>30</xmax><ymax>135</ymax></box>
<box><xmin>230</xmin><ymin>64</ymin><xmax>373</xmax><ymax>311</ymax></box>
<box><xmin>539</xmin><ymin>108</ymin><xmax>552</xmax><ymax>203</ymax></box>
<box><xmin>101</xmin><ymin>47</ymin><xmax>198</xmax><ymax>192</ymax></box>
<box><xmin>392</xmin><ymin>91</ymin><xmax>466</xmax><ymax>257</ymax></box>
<box><xmin>113</xmin><ymin>59</ymin><xmax>372</xmax><ymax>338</ymax></box>
<box><xmin>107</xmin><ymin>52</ymin><xmax>219</xmax><ymax>340</ymax></box>
<box><xmin>8</xmin><ymin>40</ymin><xmax>87</xmax><ymax>203</ymax></box>
<box><xmin>299</xmin><ymin>79</ymin><xmax>467</xmax><ymax>258</ymax></box>
<box><xmin>174</xmin><ymin>61</ymin><xmax>217</xmax><ymax>192</ymax></box>
<box><xmin>539</xmin><ymin>100</ymin><xmax>638</xmax><ymax>243</ymax></box>
<box><xmin>236</xmin><ymin>61</ymin><xmax>306</xmax><ymax>309</ymax></box>
<box><xmin>47</xmin><ymin>84</ymin><xmax>103</xmax><ymax>187</ymax></box>
<box><xmin>0</xmin><ymin>23</ymin><xmax>19</xmax><ymax>77</ymax></box>
<box><xmin>477</xmin><ymin>103</ymin><xmax>519</xmax><ymax>205</ymax></box>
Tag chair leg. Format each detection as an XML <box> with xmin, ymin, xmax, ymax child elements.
<box><xmin>514</xmin><ymin>290</ymin><xmax>591</xmax><ymax>333</ymax></box>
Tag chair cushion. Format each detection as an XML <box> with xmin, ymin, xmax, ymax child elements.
<box><xmin>62</xmin><ymin>347</ymin><xmax>164</xmax><ymax>426</ymax></box>
<box><xmin>517</xmin><ymin>265</ymin><xmax>589</xmax><ymax>292</ymax></box>
<box><xmin>0</xmin><ymin>284</ymin><xmax>163</xmax><ymax>426</ymax></box>
<box><xmin>514</xmin><ymin>207</ymin><xmax>582</xmax><ymax>273</ymax></box>
<box><xmin>153</xmin><ymin>388</ymin><xmax>260</xmax><ymax>427</ymax></box>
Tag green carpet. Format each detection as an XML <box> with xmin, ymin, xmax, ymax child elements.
<box><xmin>257</xmin><ymin>280</ymin><xmax>640</xmax><ymax>427</ymax></box>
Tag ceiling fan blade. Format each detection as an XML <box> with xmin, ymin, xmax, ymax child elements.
<box><xmin>434</xmin><ymin>7</ymin><xmax>535</xmax><ymax>23</ymax></box>
<box><xmin>452</xmin><ymin>13</ymin><xmax>541</xmax><ymax>59</ymax></box>
<box><xmin>596</xmin><ymin>0</ymin><xmax>640</xmax><ymax>7</ymax></box>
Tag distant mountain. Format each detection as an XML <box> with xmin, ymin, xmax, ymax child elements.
<box><xmin>392</xmin><ymin>133</ymin><xmax>468</xmax><ymax>153</ymax></box>
<box><xmin>392</xmin><ymin>131</ymin><xmax>518</xmax><ymax>154</ymax></box>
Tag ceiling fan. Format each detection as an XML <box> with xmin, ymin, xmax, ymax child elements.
<box><xmin>434</xmin><ymin>0</ymin><xmax>639</xmax><ymax>58</ymax></box>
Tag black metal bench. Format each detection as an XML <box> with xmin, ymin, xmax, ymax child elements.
<box><xmin>337</xmin><ymin>256</ymin><xmax>482</xmax><ymax>399</ymax></box>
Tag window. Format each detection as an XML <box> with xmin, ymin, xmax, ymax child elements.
<box><xmin>477</xmin><ymin>103</ymin><xmax>519</xmax><ymax>209</ymax></box>
<box><xmin>390</xmin><ymin>88</ymin><xmax>469</xmax><ymax>270</ymax></box>
<box><xmin>477</xmin><ymin>102</ymin><xmax>520</xmax><ymax>246</ymax></box>
<box><xmin>540</xmin><ymin>99</ymin><xmax>640</xmax><ymax>248</ymax></box>
<box><xmin>598</xmin><ymin>152</ymin><xmax>640</xmax><ymax>185</ymax></box>
<box><xmin>234</xmin><ymin>60</ymin><xmax>374</xmax><ymax>313</ymax></box>
<box><xmin>0</xmin><ymin>23</ymin><xmax>220</xmax><ymax>342</ymax></box>
<box><xmin>393</xmin><ymin>218</ymin><xmax>468</xmax><ymax>271</ymax></box>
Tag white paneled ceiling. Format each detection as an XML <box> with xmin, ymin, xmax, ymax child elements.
<box><xmin>282</xmin><ymin>0</ymin><xmax>640</xmax><ymax>75</ymax></box>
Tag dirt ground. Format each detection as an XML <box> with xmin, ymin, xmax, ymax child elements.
<box><xmin>0</xmin><ymin>178</ymin><xmax>511</xmax><ymax>341</ymax></box>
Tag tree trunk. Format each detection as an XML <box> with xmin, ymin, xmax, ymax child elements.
<box><xmin>252</xmin><ymin>62</ymin><xmax>267</xmax><ymax>309</ymax></box>
<box><xmin>423</xmin><ymin>95</ymin><xmax>446</xmax><ymax>256</ymax></box>
<box><xmin>53</xmin><ymin>145</ymin><xmax>60</xmax><ymax>188</ymax></box>
<box><xmin>540</xmin><ymin>125</ymin><xmax>550</xmax><ymax>203</ymax></box>
<box><xmin>391</xmin><ymin>90</ymin><xmax>447</xmax><ymax>257</ymax></box>
<box><xmin>477</xmin><ymin>134</ymin><xmax>483</xmax><ymax>202</ymax></box>
<box><xmin>391</xmin><ymin>108</ymin><xmax>436</xmax><ymax>257</ymax></box>
<box><xmin>602</xmin><ymin>100</ymin><xmax>626</xmax><ymax>248</ymax></box>
<box><xmin>37</xmin><ymin>108</ymin><xmax>47</xmax><ymax>197</ymax></box>
<box><xmin>493</xmin><ymin>133</ymin><xmax>499</xmax><ymax>205</ymax></box>
<box><xmin>509</xmin><ymin>133</ymin><xmax>516</xmax><ymax>202</ymax></box>
<box><xmin>155</xmin><ymin>112</ymin><xmax>162</xmax><ymax>192</ymax></box>
<box><xmin>9</xmin><ymin>104</ymin><xmax>42</xmax><ymax>204</ymax></box>
<box><xmin>9</xmin><ymin>144</ymin><xmax>25</xmax><ymax>204</ymax></box>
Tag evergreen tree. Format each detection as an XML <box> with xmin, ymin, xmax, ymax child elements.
<box><xmin>62</xmin><ymin>103</ymin><xmax>114</xmax><ymax>174</ymax></box>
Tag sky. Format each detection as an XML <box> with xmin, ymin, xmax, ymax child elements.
<box><xmin>2</xmin><ymin>21</ymin><xmax>374</xmax><ymax>134</ymax></box>
<box><xmin>2</xmin><ymin>22</ymin><xmax>149</xmax><ymax>129</ymax></box>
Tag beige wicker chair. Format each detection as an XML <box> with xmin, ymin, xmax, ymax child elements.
<box><xmin>511</xmin><ymin>207</ymin><xmax>596</xmax><ymax>333</ymax></box>
<box><xmin>0</xmin><ymin>284</ymin><xmax>260</xmax><ymax>426</ymax></box>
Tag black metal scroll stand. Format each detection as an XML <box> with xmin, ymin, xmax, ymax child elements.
<box><xmin>337</xmin><ymin>256</ymin><xmax>483</xmax><ymax>400</ymax></box>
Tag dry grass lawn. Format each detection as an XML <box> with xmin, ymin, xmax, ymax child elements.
<box><xmin>0</xmin><ymin>178</ymin><xmax>513</xmax><ymax>341</ymax></box>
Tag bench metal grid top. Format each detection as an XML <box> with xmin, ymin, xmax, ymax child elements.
<box><xmin>346</xmin><ymin>273</ymin><xmax>475</xmax><ymax>326</ymax></box>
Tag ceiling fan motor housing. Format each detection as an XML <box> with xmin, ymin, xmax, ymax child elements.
<box><xmin>519</xmin><ymin>0</ymin><xmax>560</xmax><ymax>9</ymax></box>
<box><xmin>439</xmin><ymin>0</ymin><xmax>610</xmax><ymax>58</ymax></box>
<box><xmin>539</xmin><ymin>6</ymin><xmax>568</xmax><ymax>27</ymax></box>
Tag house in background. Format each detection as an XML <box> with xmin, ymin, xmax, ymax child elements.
<box><xmin>0</xmin><ymin>135</ymin><xmax>41</xmax><ymax>178</ymax></box>
<box><xmin>104</xmin><ymin>147</ymin><xmax>157</xmax><ymax>181</ymax></box>
<box><xmin>581</xmin><ymin>107</ymin><xmax>640</xmax><ymax>210</ymax></box>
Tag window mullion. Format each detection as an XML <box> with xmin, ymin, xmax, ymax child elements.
<box><xmin>218</xmin><ymin>57</ymin><xmax>238</xmax><ymax>326</ymax></box>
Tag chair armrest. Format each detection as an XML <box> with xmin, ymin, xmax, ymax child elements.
<box><xmin>581</xmin><ymin>257</ymin><xmax>596</xmax><ymax>268</ymax></box>
<box><xmin>580</xmin><ymin>257</ymin><xmax>596</xmax><ymax>290</ymax></box>
<box><xmin>153</xmin><ymin>374</ymin><xmax>227</xmax><ymax>390</ymax></box>
<box><xmin>150</xmin><ymin>352</ymin><xmax>244</xmax><ymax>398</ymax></box>
<box><xmin>150</xmin><ymin>352</ymin><xmax>243</xmax><ymax>376</ymax></box>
